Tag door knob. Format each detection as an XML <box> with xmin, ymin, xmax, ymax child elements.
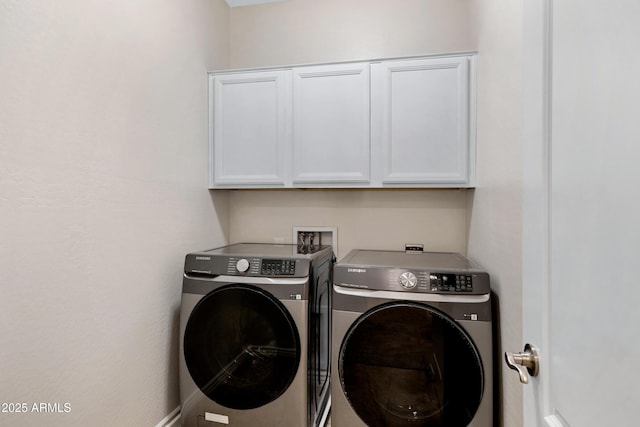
<box><xmin>505</xmin><ymin>343</ymin><xmax>539</xmax><ymax>384</ymax></box>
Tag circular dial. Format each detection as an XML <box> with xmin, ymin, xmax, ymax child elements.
<box><xmin>236</xmin><ymin>258</ymin><xmax>250</xmax><ymax>273</ymax></box>
<box><xmin>399</xmin><ymin>271</ymin><xmax>417</xmax><ymax>289</ymax></box>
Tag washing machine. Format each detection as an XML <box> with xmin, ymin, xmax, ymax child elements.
<box><xmin>332</xmin><ymin>249</ymin><xmax>493</xmax><ymax>427</ymax></box>
<box><xmin>179</xmin><ymin>243</ymin><xmax>333</xmax><ymax>427</ymax></box>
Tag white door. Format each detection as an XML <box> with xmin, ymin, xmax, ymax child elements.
<box><xmin>521</xmin><ymin>1</ymin><xmax>640</xmax><ymax>426</ymax></box>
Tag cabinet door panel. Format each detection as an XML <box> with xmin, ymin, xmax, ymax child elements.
<box><xmin>292</xmin><ymin>63</ymin><xmax>370</xmax><ymax>184</ymax></box>
<box><xmin>210</xmin><ymin>71</ymin><xmax>290</xmax><ymax>187</ymax></box>
<box><xmin>372</xmin><ymin>57</ymin><xmax>472</xmax><ymax>185</ymax></box>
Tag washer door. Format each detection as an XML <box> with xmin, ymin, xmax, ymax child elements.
<box><xmin>184</xmin><ymin>284</ymin><xmax>301</xmax><ymax>410</ymax></box>
<box><xmin>339</xmin><ymin>302</ymin><xmax>483</xmax><ymax>427</ymax></box>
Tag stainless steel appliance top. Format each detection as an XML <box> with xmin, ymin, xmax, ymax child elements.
<box><xmin>202</xmin><ymin>243</ymin><xmax>330</xmax><ymax>258</ymax></box>
<box><xmin>338</xmin><ymin>249</ymin><xmax>482</xmax><ymax>271</ymax></box>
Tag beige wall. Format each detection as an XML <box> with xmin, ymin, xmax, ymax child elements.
<box><xmin>230</xmin><ymin>190</ymin><xmax>468</xmax><ymax>259</ymax></box>
<box><xmin>0</xmin><ymin>1</ymin><xmax>230</xmax><ymax>425</ymax></box>
<box><xmin>467</xmin><ymin>1</ymin><xmax>524</xmax><ymax>426</ymax></box>
<box><xmin>228</xmin><ymin>0</ymin><xmax>473</xmax><ymax>68</ymax></box>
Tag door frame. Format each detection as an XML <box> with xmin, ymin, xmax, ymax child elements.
<box><xmin>522</xmin><ymin>0</ymin><xmax>555</xmax><ymax>425</ymax></box>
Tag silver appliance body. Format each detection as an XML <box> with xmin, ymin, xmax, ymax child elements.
<box><xmin>180</xmin><ymin>243</ymin><xmax>333</xmax><ymax>427</ymax></box>
<box><xmin>332</xmin><ymin>250</ymin><xmax>493</xmax><ymax>427</ymax></box>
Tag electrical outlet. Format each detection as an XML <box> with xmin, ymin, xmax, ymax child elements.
<box><xmin>292</xmin><ymin>226</ymin><xmax>337</xmax><ymax>255</ymax></box>
<box><xmin>405</xmin><ymin>243</ymin><xmax>424</xmax><ymax>253</ymax></box>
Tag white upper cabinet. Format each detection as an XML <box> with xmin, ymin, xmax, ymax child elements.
<box><xmin>209</xmin><ymin>70</ymin><xmax>291</xmax><ymax>187</ymax></box>
<box><xmin>208</xmin><ymin>53</ymin><xmax>476</xmax><ymax>189</ymax></box>
<box><xmin>292</xmin><ymin>63</ymin><xmax>370</xmax><ymax>185</ymax></box>
<box><xmin>371</xmin><ymin>56</ymin><xmax>475</xmax><ymax>186</ymax></box>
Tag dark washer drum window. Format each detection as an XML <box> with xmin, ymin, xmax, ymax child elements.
<box><xmin>184</xmin><ymin>284</ymin><xmax>301</xmax><ymax>410</ymax></box>
<box><xmin>339</xmin><ymin>302</ymin><xmax>483</xmax><ymax>427</ymax></box>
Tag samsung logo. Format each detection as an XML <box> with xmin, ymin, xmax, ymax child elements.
<box><xmin>347</xmin><ymin>268</ymin><xmax>367</xmax><ymax>273</ymax></box>
<box><xmin>195</xmin><ymin>256</ymin><xmax>211</xmax><ymax>261</ymax></box>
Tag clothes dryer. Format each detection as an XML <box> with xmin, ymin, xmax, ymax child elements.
<box><xmin>332</xmin><ymin>249</ymin><xmax>493</xmax><ymax>427</ymax></box>
<box><xmin>180</xmin><ymin>243</ymin><xmax>333</xmax><ymax>427</ymax></box>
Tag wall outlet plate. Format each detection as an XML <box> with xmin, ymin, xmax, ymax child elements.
<box><xmin>405</xmin><ymin>243</ymin><xmax>424</xmax><ymax>253</ymax></box>
<box><xmin>292</xmin><ymin>226</ymin><xmax>337</xmax><ymax>255</ymax></box>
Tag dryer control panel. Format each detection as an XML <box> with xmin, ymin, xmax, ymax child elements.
<box><xmin>334</xmin><ymin>267</ymin><xmax>490</xmax><ymax>295</ymax></box>
<box><xmin>184</xmin><ymin>254</ymin><xmax>311</xmax><ymax>278</ymax></box>
<box><xmin>334</xmin><ymin>249</ymin><xmax>491</xmax><ymax>295</ymax></box>
<box><xmin>429</xmin><ymin>273</ymin><xmax>474</xmax><ymax>292</ymax></box>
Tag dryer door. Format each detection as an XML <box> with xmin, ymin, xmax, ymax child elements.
<box><xmin>183</xmin><ymin>284</ymin><xmax>301</xmax><ymax>410</ymax></box>
<box><xmin>339</xmin><ymin>301</ymin><xmax>483</xmax><ymax>427</ymax></box>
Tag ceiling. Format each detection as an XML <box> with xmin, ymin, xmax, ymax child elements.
<box><xmin>225</xmin><ymin>0</ymin><xmax>286</xmax><ymax>7</ymax></box>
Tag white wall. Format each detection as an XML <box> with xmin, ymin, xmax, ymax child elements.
<box><xmin>0</xmin><ymin>1</ymin><xmax>230</xmax><ymax>425</ymax></box>
<box><xmin>467</xmin><ymin>1</ymin><xmax>524</xmax><ymax>426</ymax></box>
<box><xmin>226</xmin><ymin>0</ymin><xmax>474</xmax><ymax>259</ymax></box>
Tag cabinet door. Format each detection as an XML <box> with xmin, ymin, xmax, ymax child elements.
<box><xmin>371</xmin><ymin>56</ymin><xmax>474</xmax><ymax>186</ymax></box>
<box><xmin>209</xmin><ymin>70</ymin><xmax>291</xmax><ymax>187</ymax></box>
<box><xmin>292</xmin><ymin>63</ymin><xmax>370</xmax><ymax>185</ymax></box>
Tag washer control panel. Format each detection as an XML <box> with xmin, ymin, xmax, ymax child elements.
<box><xmin>227</xmin><ymin>257</ymin><xmax>261</xmax><ymax>275</ymax></box>
<box><xmin>225</xmin><ymin>257</ymin><xmax>298</xmax><ymax>276</ymax></box>
<box><xmin>184</xmin><ymin>244</ymin><xmax>328</xmax><ymax>279</ymax></box>
<box><xmin>260</xmin><ymin>259</ymin><xmax>296</xmax><ymax>276</ymax></box>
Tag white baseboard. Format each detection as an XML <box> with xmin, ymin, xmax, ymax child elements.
<box><xmin>155</xmin><ymin>406</ymin><xmax>180</xmax><ymax>427</ymax></box>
